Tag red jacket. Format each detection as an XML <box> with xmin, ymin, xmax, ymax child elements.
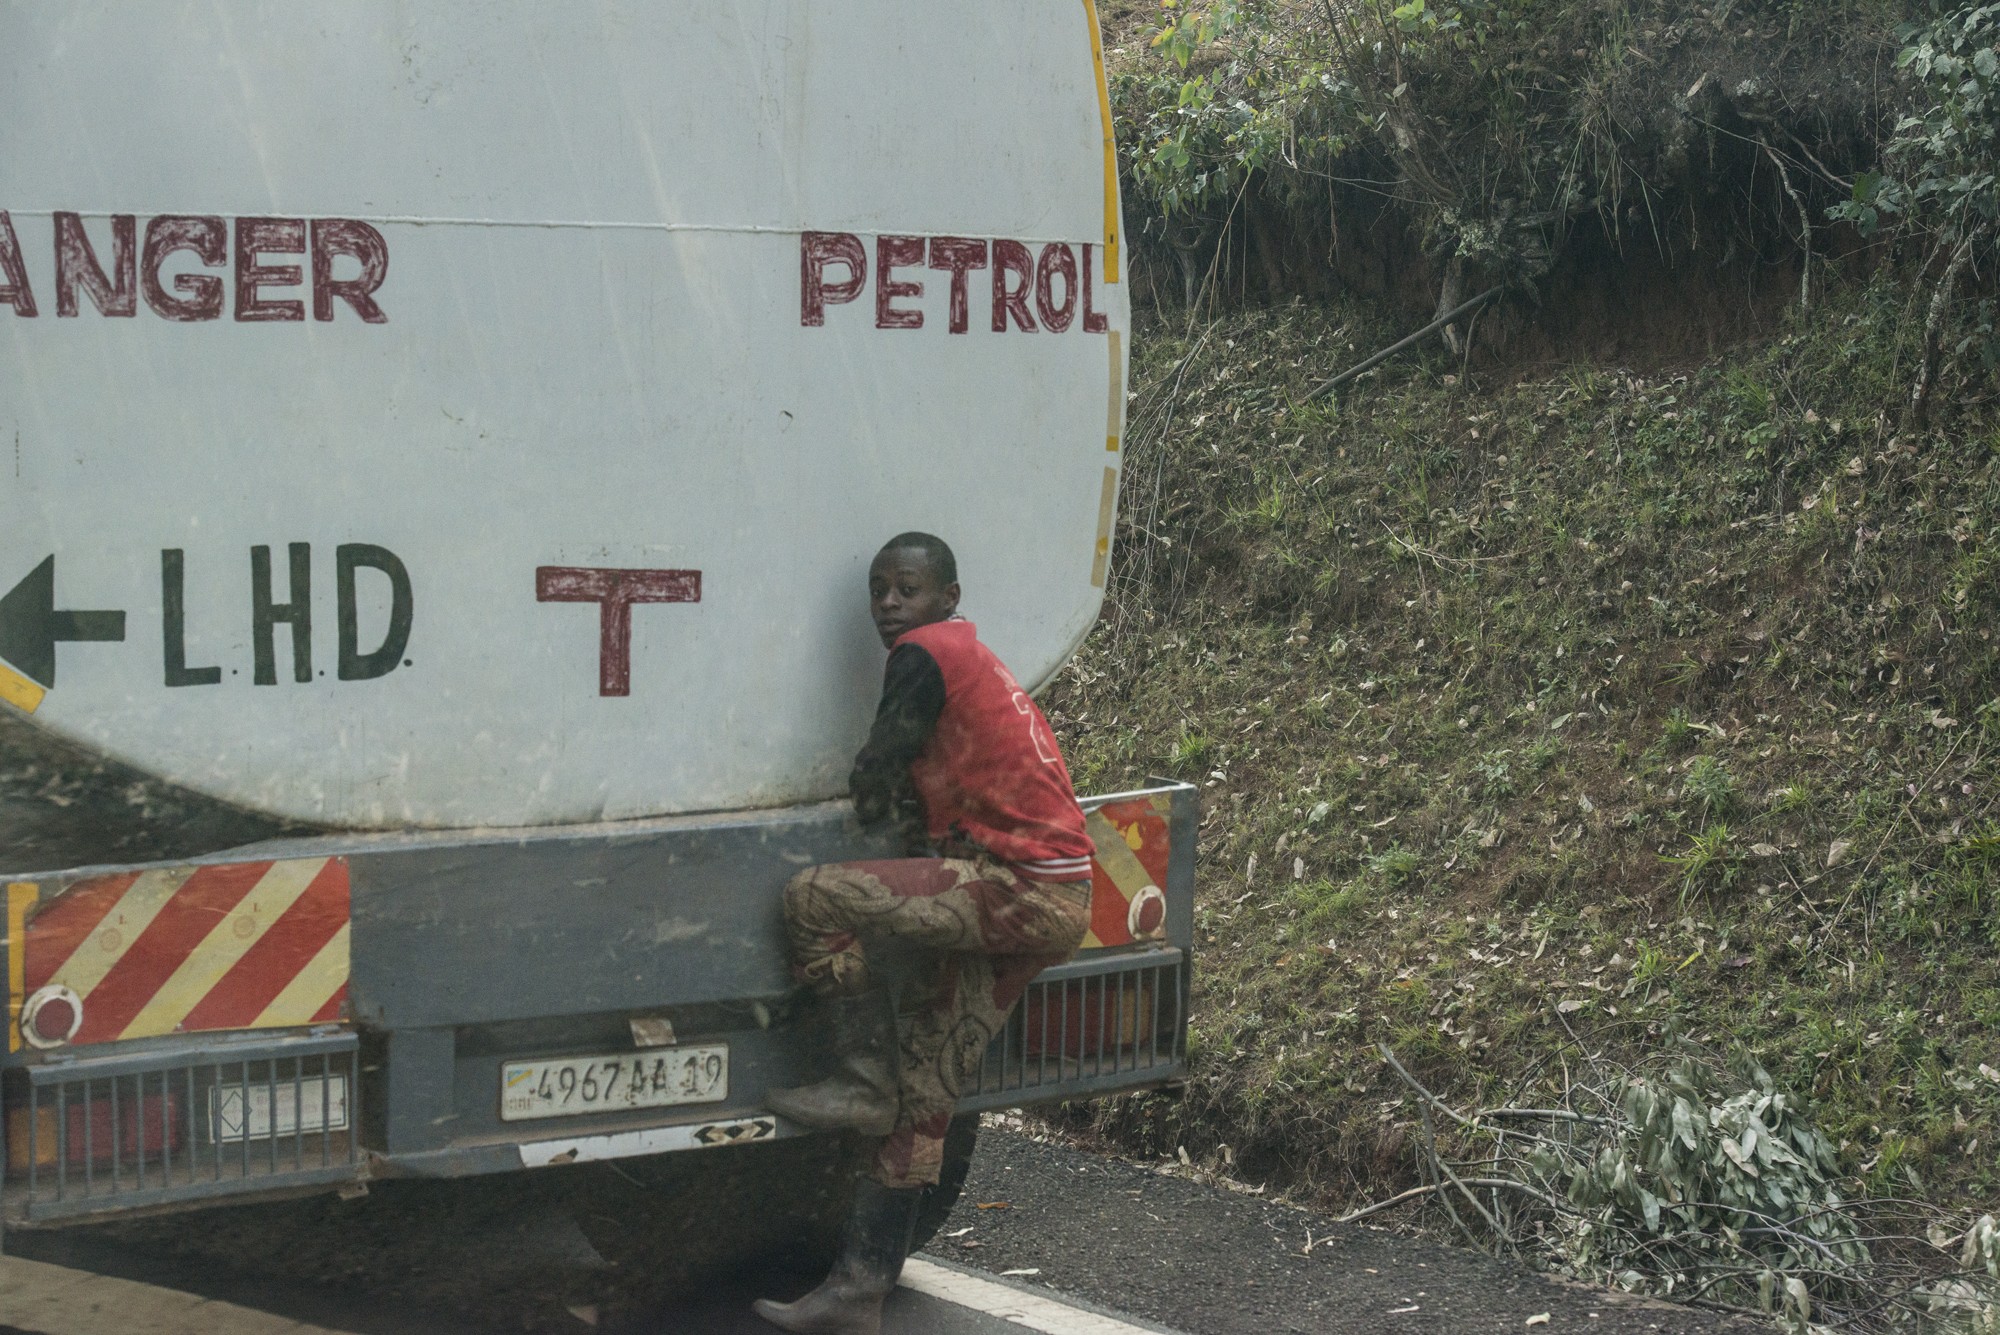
<box><xmin>849</xmin><ymin>618</ymin><xmax>1092</xmax><ymax>882</ymax></box>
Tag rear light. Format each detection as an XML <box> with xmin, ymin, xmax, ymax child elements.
<box><xmin>5</xmin><ymin>1088</ymin><xmax>183</xmax><ymax>1170</ymax></box>
<box><xmin>19</xmin><ymin>984</ymin><xmax>82</xmax><ymax>1050</ymax></box>
<box><xmin>1023</xmin><ymin>975</ymin><xmax>1156</xmax><ymax>1059</ymax></box>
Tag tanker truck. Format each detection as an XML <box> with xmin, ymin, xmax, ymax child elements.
<box><xmin>0</xmin><ymin>1</ymin><xmax>1192</xmax><ymax>1264</ymax></box>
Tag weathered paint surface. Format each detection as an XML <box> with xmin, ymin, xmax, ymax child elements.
<box><xmin>0</xmin><ymin>2</ymin><xmax>1129</xmax><ymax>827</ymax></box>
<box><xmin>1081</xmin><ymin>793</ymin><xmax>1173</xmax><ymax>949</ymax></box>
<box><xmin>7</xmin><ymin>858</ymin><xmax>350</xmax><ymax>1052</ymax></box>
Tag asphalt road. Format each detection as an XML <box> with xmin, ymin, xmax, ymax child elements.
<box><xmin>4</xmin><ymin>1124</ymin><xmax>1760</xmax><ymax>1335</ymax></box>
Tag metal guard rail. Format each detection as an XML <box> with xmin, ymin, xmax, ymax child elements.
<box><xmin>6</xmin><ymin>1032</ymin><xmax>361</xmax><ymax>1223</ymax></box>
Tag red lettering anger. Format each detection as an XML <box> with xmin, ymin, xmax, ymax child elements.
<box><xmin>55</xmin><ymin>213</ymin><xmax>136</xmax><ymax>318</ymax></box>
<box><xmin>0</xmin><ymin>212</ymin><xmax>36</xmax><ymax>317</ymax></box>
<box><xmin>142</xmin><ymin>216</ymin><xmax>226</xmax><ymax>322</ymax></box>
<box><xmin>235</xmin><ymin>217</ymin><xmax>306</xmax><ymax>323</ymax></box>
<box><xmin>311</xmin><ymin>219</ymin><xmax>389</xmax><ymax>324</ymax></box>
<box><xmin>0</xmin><ymin>211</ymin><xmax>392</xmax><ymax>324</ymax></box>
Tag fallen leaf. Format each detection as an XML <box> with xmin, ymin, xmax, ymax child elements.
<box><xmin>976</xmin><ymin>1201</ymin><xmax>1011</xmax><ymax>1210</ymax></box>
<box><xmin>1526</xmin><ymin>1316</ymin><xmax>1552</xmax><ymax>1329</ymax></box>
<box><xmin>1751</xmin><ymin>842</ymin><xmax>1780</xmax><ymax>858</ymax></box>
<box><xmin>1826</xmin><ymin>838</ymin><xmax>1853</xmax><ymax>869</ymax></box>
<box><xmin>1556</xmin><ymin>999</ymin><xmax>1586</xmax><ymax>1014</ymax></box>
<box><xmin>566</xmin><ymin>1306</ymin><xmax>599</xmax><ymax>1329</ymax></box>
<box><xmin>1979</xmin><ymin>1063</ymin><xmax>2000</xmax><ymax>1085</ymax></box>
<box><xmin>1720</xmin><ymin>1136</ymin><xmax>1761</xmax><ymax>1177</ymax></box>
<box><xmin>1000</xmin><ymin>1268</ymin><xmax>1041</xmax><ymax>1277</ymax></box>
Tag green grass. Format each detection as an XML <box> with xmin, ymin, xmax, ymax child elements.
<box><xmin>1038</xmin><ymin>272</ymin><xmax>2000</xmax><ymax>1214</ymax></box>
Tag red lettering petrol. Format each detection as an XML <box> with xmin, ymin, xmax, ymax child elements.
<box><xmin>874</xmin><ymin>235</ymin><xmax>926</xmax><ymax>330</ymax></box>
<box><xmin>1035</xmin><ymin>242</ymin><xmax>1078</xmax><ymax>333</ymax></box>
<box><xmin>1081</xmin><ymin>243</ymin><xmax>1108</xmax><ymax>334</ymax></box>
<box><xmin>926</xmin><ymin>238</ymin><xmax>988</xmax><ymax>334</ymax></box>
<box><xmin>991</xmin><ymin>239</ymin><xmax>1037</xmax><ymax>333</ymax></box>
<box><xmin>800</xmin><ymin>231</ymin><xmax>867</xmax><ymax>326</ymax></box>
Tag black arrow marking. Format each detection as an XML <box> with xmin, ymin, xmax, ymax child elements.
<box><xmin>0</xmin><ymin>555</ymin><xmax>126</xmax><ymax>688</ymax></box>
<box><xmin>694</xmin><ymin>1118</ymin><xmax>775</xmax><ymax>1146</ymax></box>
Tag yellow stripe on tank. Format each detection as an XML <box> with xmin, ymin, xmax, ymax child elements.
<box><xmin>1106</xmin><ymin>329</ymin><xmax>1124</xmax><ymax>451</ymax></box>
<box><xmin>1081</xmin><ymin>0</ymin><xmax>1121</xmax><ymax>282</ymax></box>
<box><xmin>0</xmin><ymin>660</ymin><xmax>45</xmax><ymax>714</ymax></box>
<box><xmin>1090</xmin><ymin>466</ymin><xmax>1118</xmax><ymax>588</ymax></box>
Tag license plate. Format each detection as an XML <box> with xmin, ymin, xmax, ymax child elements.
<box><xmin>500</xmin><ymin>1046</ymin><xmax>728</xmax><ymax>1122</ymax></box>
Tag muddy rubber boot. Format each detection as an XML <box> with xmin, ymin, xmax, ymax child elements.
<box><xmin>752</xmin><ymin>1180</ymin><xmax>922</xmax><ymax>1335</ymax></box>
<box><xmin>765</xmin><ymin>990</ymin><xmax>900</xmax><ymax>1136</ymax></box>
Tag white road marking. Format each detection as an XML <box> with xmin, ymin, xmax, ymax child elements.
<box><xmin>901</xmin><ymin>1257</ymin><xmax>1175</xmax><ymax>1335</ymax></box>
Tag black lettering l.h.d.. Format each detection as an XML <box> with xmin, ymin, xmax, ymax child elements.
<box><xmin>161</xmin><ymin>549</ymin><xmax>220</xmax><ymax>686</ymax></box>
<box><xmin>251</xmin><ymin>542</ymin><xmax>311</xmax><ymax>684</ymax></box>
<box><xmin>337</xmin><ymin>543</ymin><xmax>412</xmax><ymax>680</ymax></box>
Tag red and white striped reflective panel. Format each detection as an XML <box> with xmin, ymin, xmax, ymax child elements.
<box><xmin>10</xmin><ymin>858</ymin><xmax>349</xmax><ymax>1050</ymax></box>
<box><xmin>1083</xmin><ymin>794</ymin><xmax>1172</xmax><ymax>949</ymax></box>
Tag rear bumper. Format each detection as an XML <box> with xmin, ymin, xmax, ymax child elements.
<box><xmin>3</xmin><ymin>784</ymin><xmax>1195</xmax><ymax>1225</ymax></box>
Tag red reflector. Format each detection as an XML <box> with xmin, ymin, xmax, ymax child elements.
<box><xmin>1129</xmin><ymin>888</ymin><xmax>1166</xmax><ymax>938</ymax></box>
<box><xmin>26</xmin><ymin>996</ymin><xmax>76</xmax><ymax>1047</ymax></box>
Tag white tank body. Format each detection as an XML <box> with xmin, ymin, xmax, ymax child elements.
<box><xmin>0</xmin><ymin>1</ymin><xmax>1129</xmax><ymax>828</ymax></box>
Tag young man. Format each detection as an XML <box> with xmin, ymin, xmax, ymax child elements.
<box><xmin>753</xmin><ymin>533</ymin><xmax>1094</xmax><ymax>1335</ymax></box>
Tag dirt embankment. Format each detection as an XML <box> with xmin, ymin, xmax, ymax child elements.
<box><xmin>1043</xmin><ymin>1</ymin><xmax>2000</xmax><ymax>1322</ymax></box>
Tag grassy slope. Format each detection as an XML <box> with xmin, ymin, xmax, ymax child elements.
<box><xmin>1040</xmin><ymin>277</ymin><xmax>2000</xmax><ymax>1214</ymax></box>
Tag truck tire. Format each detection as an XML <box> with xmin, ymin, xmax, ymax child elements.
<box><xmin>910</xmin><ymin>1112</ymin><xmax>981</xmax><ymax>1251</ymax></box>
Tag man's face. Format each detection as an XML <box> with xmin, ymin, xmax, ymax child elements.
<box><xmin>868</xmin><ymin>548</ymin><xmax>960</xmax><ymax>648</ymax></box>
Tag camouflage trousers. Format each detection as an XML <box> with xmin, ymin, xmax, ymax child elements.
<box><xmin>782</xmin><ymin>856</ymin><xmax>1091</xmax><ymax>1189</ymax></box>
